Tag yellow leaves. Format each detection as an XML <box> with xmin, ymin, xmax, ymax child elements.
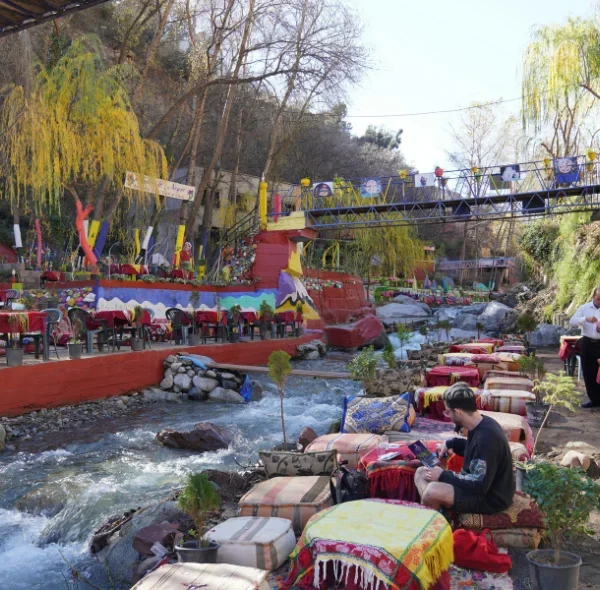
<box><xmin>0</xmin><ymin>37</ymin><xmax>166</xmax><ymax>210</ymax></box>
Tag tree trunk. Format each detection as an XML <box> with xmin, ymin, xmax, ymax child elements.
<box><xmin>186</xmin><ymin>0</ymin><xmax>256</xmax><ymax>242</ymax></box>
<box><xmin>279</xmin><ymin>389</ymin><xmax>287</xmax><ymax>448</ymax></box>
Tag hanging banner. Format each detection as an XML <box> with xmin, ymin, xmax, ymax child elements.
<box><xmin>173</xmin><ymin>224</ymin><xmax>185</xmax><ymax>268</ymax></box>
<box><xmin>360</xmin><ymin>178</ymin><xmax>382</xmax><ymax>198</ymax></box>
<box><xmin>13</xmin><ymin>224</ymin><xmax>22</xmax><ymax>248</ymax></box>
<box><xmin>87</xmin><ymin>220</ymin><xmax>101</xmax><ymax>247</ymax></box>
<box><xmin>312</xmin><ymin>182</ymin><xmax>334</xmax><ymax>198</ymax></box>
<box><xmin>414</xmin><ymin>173</ymin><xmax>436</xmax><ymax>188</ymax></box>
<box><xmin>553</xmin><ymin>157</ymin><xmax>580</xmax><ymax>184</ymax></box>
<box><xmin>125</xmin><ymin>172</ymin><xmax>196</xmax><ymax>201</ymax></box>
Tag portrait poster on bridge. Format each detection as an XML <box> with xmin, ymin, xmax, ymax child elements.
<box><xmin>414</xmin><ymin>172</ymin><xmax>436</xmax><ymax>188</ymax></box>
<box><xmin>553</xmin><ymin>157</ymin><xmax>580</xmax><ymax>184</ymax></box>
<box><xmin>312</xmin><ymin>182</ymin><xmax>334</xmax><ymax>198</ymax></box>
<box><xmin>500</xmin><ymin>164</ymin><xmax>522</xmax><ymax>182</ymax></box>
<box><xmin>360</xmin><ymin>178</ymin><xmax>382</xmax><ymax>197</ymax></box>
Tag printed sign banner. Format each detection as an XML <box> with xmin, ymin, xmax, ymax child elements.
<box><xmin>312</xmin><ymin>182</ymin><xmax>334</xmax><ymax>198</ymax></box>
<box><xmin>360</xmin><ymin>178</ymin><xmax>382</xmax><ymax>197</ymax></box>
<box><xmin>414</xmin><ymin>173</ymin><xmax>436</xmax><ymax>188</ymax></box>
<box><xmin>125</xmin><ymin>172</ymin><xmax>196</xmax><ymax>200</ymax></box>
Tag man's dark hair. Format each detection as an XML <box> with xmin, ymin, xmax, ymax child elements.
<box><xmin>443</xmin><ymin>382</ymin><xmax>477</xmax><ymax>412</ymax></box>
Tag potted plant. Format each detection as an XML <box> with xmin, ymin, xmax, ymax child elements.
<box><xmin>395</xmin><ymin>323</ymin><xmax>412</xmax><ymax>360</ymax></box>
<box><xmin>175</xmin><ymin>472</ymin><xmax>221</xmax><ymax>563</ymax></box>
<box><xmin>524</xmin><ymin>461</ymin><xmax>600</xmax><ymax>590</ymax></box>
<box><xmin>6</xmin><ymin>313</ymin><xmax>27</xmax><ymax>366</ymax></box>
<box><xmin>130</xmin><ymin>306</ymin><xmax>145</xmax><ymax>351</ymax></box>
<box><xmin>517</xmin><ymin>311</ymin><xmax>538</xmax><ymax>355</ymax></box>
<box><xmin>295</xmin><ymin>302</ymin><xmax>304</xmax><ymax>336</ymax></box>
<box><xmin>188</xmin><ymin>290</ymin><xmax>201</xmax><ymax>346</ymax></box>
<box><xmin>259</xmin><ymin>300</ymin><xmax>274</xmax><ymax>339</ymax></box>
<box><xmin>229</xmin><ymin>325</ymin><xmax>240</xmax><ymax>343</ymax></box>
<box><xmin>348</xmin><ymin>346</ymin><xmax>378</xmax><ymax>394</ymax></box>
<box><xmin>68</xmin><ymin>317</ymin><xmax>85</xmax><ymax>360</ymax></box>
<box><xmin>268</xmin><ymin>350</ymin><xmax>292</xmax><ymax>449</ymax></box>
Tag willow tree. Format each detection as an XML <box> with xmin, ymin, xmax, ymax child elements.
<box><xmin>522</xmin><ymin>17</ymin><xmax>600</xmax><ymax>152</ymax></box>
<box><xmin>0</xmin><ymin>36</ymin><xmax>167</xmax><ymax>267</ymax></box>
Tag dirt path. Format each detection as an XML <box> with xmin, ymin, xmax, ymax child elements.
<box><xmin>510</xmin><ymin>348</ymin><xmax>600</xmax><ymax>589</ymax></box>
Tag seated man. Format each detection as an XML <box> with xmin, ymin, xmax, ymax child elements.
<box><xmin>415</xmin><ymin>382</ymin><xmax>515</xmax><ymax>514</ymax></box>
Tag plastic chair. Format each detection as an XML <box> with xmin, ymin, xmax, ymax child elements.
<box><xmin>4</xmin><ymin>289</ymin><xmax>18</xmax><ymax>309</ymax></box>
<box><xmin>44</xmin><ymin>308</ymin><xmax>62</xmax><ymax>359</ymax></box>
<box><xmin>165</xmin><ymin>308</ymin><xmax>188</xmax><ymax>345</ymax></box>
<box><xmin>67</xmin><ymin>308</ymin><xmax>108</xmax><ymax>354</ymax></box>
<box><xmin>140</xmin><ymin>307</ymin><xmax>155</xmax><ymax>349</ymax></box>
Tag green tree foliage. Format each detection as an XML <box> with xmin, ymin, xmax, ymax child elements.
<box><xmin>357</xmin><ymin>125</ymin><xmax>403</xmax><ymax>151</ymax></box>
<box><xmin>524</xmin><ymin>461</ymin><xmax>600</xmax><ymax>564</ymax></box>
<box><xmin>382</xmin><ymin>343</ymin><xmax>397</xmax><ymax>369</ymax></box>
<box><xmin>395</xmin><ymin>323</ymin><xmax>412</xmax><ymax>360</ymax></box>
<box><xmin>518</xmin><ymin>221</ymin><xmax>559</xmax><ymax>268</ymax></box>
<box><xmin>268</xmin><ymin>350</ymin><xmax>292</xmax><ymax>448</ymax></box>
<box><xmin>348</xmin><ymin>346</ymin><xmax>377</xmax><ymax>391</ymax></box>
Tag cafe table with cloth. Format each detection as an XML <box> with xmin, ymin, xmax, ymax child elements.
<box><xmin>285</xmin><ymin>499</ymin><xmax>453</xmax><ymax>590</ymax></box>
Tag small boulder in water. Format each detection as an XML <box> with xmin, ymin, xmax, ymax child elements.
<box><xmin>208</xmin><ymin>387</ymin><xmax>245</xmax><ymax>404</ymax></box>
<box><xmin>15</xmin><ymin>484</ymin><xmax>69</xmax><ymax>517</ymax></box>
<box><xmin>155</xmin><ymin>422</ymin><xmax>231</xmax><ymax>452</ymax></box>
<box><xmin>298</xmin><ymin>426</ymin><xmax>318</xmax><ymax>451</ymax></box>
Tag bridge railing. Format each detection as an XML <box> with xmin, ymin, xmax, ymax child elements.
<box><xmin>299</xmin><ymin>154</ymin><xmax>599</xmax><ymax>211</ymax></box>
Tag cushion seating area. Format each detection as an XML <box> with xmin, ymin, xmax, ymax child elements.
<box><xmin>304</xmin><ymin>433</ymin><xmax>387</xmax><ymax>469</ymax></box>
<box><xmin>238</xmin><ymin>476</ymin><xmax>332</xmax><ymax>535</ymax></box>
<box><xmin>205</xmin><ymin>516</ymin><xmax>296</xmax><ymax>571</ymax></box>
<box><xmin>479</xmin><ymin>389</ymin><xmax>536</xmax><ymax>416</ymax></box>
<box><xmin>130</xmin><ymin>563</ymin><xmax>271</xmax><ymax>590</ymax></box>
<box><xmin>426</xmin><ymin>365</ymin><xmax>480</xmax><ymax>387</ymax></box>
<box><xmin>285</xmin><ymin>499</ymin><xmax>454</xmax><ymax>590</ymax></box>
<box><xmin>448</xmin><ymin>342</ymin><xmax>495</xmax><ymax>354</ymax></box>
<box><xmin>455</xmin><ymin>491</ymin><xmax>543</xmax><ymax>550</ymax></box>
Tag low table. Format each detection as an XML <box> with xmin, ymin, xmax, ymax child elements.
<box><xmin>285</xmin><ymin>499</ymin><xmax>453</xmax><ymax>590</ymax></box>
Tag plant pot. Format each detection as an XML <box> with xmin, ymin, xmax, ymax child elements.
<box><xmin>188</xmin><ymin>333</ymin><xmax>202</xmax><ymax>346</ymax></box>
<box><xmin>130</xmin><ymin>337</ymin><xmax>144</xmax><ymax>351</ymax></box>
<box><xmin>68</xmin><ymin>343</ymin><xmax>83</xmax><ymax>360</ymax></box>
<box><xmin>526</xmin><ymin>550</ymin><xmax>582</xmax><ymax>590</ymax></box>
<box><xmin>175</xmin><ymin>540</ymin><xmax>220</xmax><ymax>564</ymax></box>
<box><xmin>229</xmin><ymin>332</ymin><xmax>240</xmax><ymax>343</ymax></box>
<box><xmin>6</xmin><ymin>347</ymin><xmax>24</xmax><ymax>366</ymax></box>
<box><xmin>515</xmin><ymin>465</ymin><xmax>529</xmax><ymax>493</ymax></box>
<box><xmin>526</xmin><ymin>402</ymin><xmax>550</xmax><ymax>428</ymax></box>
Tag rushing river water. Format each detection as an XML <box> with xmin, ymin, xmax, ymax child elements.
<box><xmin>0</xmin><ymin>353</ymin><xmax>361</xmax><ymax>590</ymax></box>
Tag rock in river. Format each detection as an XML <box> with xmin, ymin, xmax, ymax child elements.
<box><xmin>208</xmin><ymin>387</ymin><xmax>245</xmax><ymax>404</ymax></box>
<box><xmin>155</xmin><ymin>422</ymin><xmax>231</xmax><ymax>452</ymax></box>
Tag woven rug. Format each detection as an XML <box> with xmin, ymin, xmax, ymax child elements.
<box><xmin>269</xmin><ymin>564</ymin><xmax>514</xmax><ymax>589</ymax></box>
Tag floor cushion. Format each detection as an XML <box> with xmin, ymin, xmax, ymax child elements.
<box><xmin>238</xmin><ymin>476</ymin><xmax>332</xmax><ymax>535</ymax></box>
<box><xmin>259</xmin><ymin>450</ymin><xmax>337</xmax><ymax>478</ymax></box>
<box><xmin>479</xmin><ymin>389</ymin><xmax>536</xmax><ymax>416</ymax></box>
<box><xmin>484</xmin><ymin>376</ymin><xmax>534</xmax><ymax>392</ymax></box>
<box><xmin>130</xmin><ymin>563</ymin><xmax>271</xmax><ymax>590</ymax></box>
<box><xmin>449</xmin><ymin>342</ymin><xmax>495</xmax><ymax>354</ymax></box>
<box><xmin>285</xmin><ymin>499</ymin><xmax>453</xmax><ymax>590</ymax></box>
<box><xmin>205</xmin><ymin>516</ymin><xmax>296</xmax><ymax>571</ymax></box>
<box><xmin>415</xmin><ymin>386</ymin><xmax>486</xmax><ymax>420</ymax></box>
<box><xmin>509</xmin><ymin>441</ymin><xmax>530</xmax><ymax>461</ymax></box>
<box><xmin>479</xmin><ymin>410</ymin><xmax>534</xmax><ymax>453</ymax></box>
<box><xmin>426</xmin><ymin>366</ymin><xmax>480</xmax><ymax>388</ymax></box>
<box><xmin>497</xmin><ymin>345</ymin><xmax>526</xmax><ymax>354</ymax></box>
<box><xmin>482</xmin><ymin>369</ymin><xmax>527</xmax><ymax>382</ymax></box>
<box><xmin>455</xmin><ymin>491</ymin><xmax>544</xmax><ymax>531</ymax></box>
<box><xmin>489</xmin><ymin>527</ymin><xmax>542</xmax><ymax>549</ymax></box>
<box><xmin>341</xmin><ymin>393</ymin><xmax>414</xmax><ymax>434</ymax></box>
<box><xmin>305</xmin><ymin>433</ymin><xmax>387</xmax><ymax>469</ymax></box>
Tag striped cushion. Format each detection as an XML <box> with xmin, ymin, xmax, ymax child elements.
<box><xmin>479</xmin><ymin>410</ymin><xmax>534</xmax><ymax>453</ymax></box>
<box><xmin>305</xmin><ymin>433</ymin><xmax>387</xmax><ymax>469</ymax></box>
<box><xmin>509</xmin><ymin>442</ymin><xmax>530</xmax><ymax>462</ymax></box>
<box><xmin>130</xmin><ymin>563</ymin><xmax>271</xmax><ymax>590</ymax></box>
<box><xmin>205</xmin><ymin>517</ymin><xmax>296</xmax><ymax>571</ymax></box>
<box><xmin>489</xmin><ymin>527</ymin><xmax>541</xmax><ymax>549</ymax></box>
<box><xmin>480</xmin><ymin>389</ymin><xmax>536</xmax><ymax>416</ymax></box>
<box><xmin>238</xmin><ymin>476</ymin><xmax>332</xmax><ymax>534</ymax></box>
<box><xmin>484</xmin><ymin>377</ymin><xmax>534</xmax><ymax>392</ymax></box>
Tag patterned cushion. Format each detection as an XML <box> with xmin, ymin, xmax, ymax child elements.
<box><xmin>305</xmin><ymin>433</ymin><xmax>387</xmax><ymax>469</ymax></box>
<box><xmin>205</xmin><ymin>516</ymin><xmax>296</xmax><ymax>571</ymax></box>
<box><xmin>130</xmin><ymin>563</ymin><xmax>271</xmax><ymax>590</ymax></box>
<box><xmin>426</xmin><ymin>366</ymin><xmax>480</xmax><ymax>388</ymax></box>
<box><xmin>238</xmin><ymin>476</ymin><xmax>332</xmax><ymax>535</ymax></box>
<box><xmin>341</xmin><ymin>393</ymin><xmax>413</xmax><ymax>434</ymax></box>
<box><xmin>489</xmin><ymin>527</ymin><xmax>541</xmax><ymax>549</ymax></box>
<box><xmin>479</xmin><ymin>410</ymin><xmax>534</xmax><ymax>452</ymax></box>
<box><xmin>259</xmin><ymin>450</ymin><xmax>337</xmax><ymax>478</ymax></box>
<box><xmin>509</xmin><ymin>442</ymin><xmax>530</xmax><ymax>461</ymax></box>
<box><xmin>449</xmin><ymin>343</ymin><xmax>495</xmax><ymax>354</ymax></box>
<box><xmin>484</xmin><ymin>377</ymin><xmax>534</xmax><ymax>392</ymax></box>
<box><xmin>456</xmin><ymin>492</ymin><xmax>544</xmax><ymax>531</ymax></box>
<box><xmin>479</xmin><ymin>389</ymin><xmax>536</xmax><ymax>416</ymax></box>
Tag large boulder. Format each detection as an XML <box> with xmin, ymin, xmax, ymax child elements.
<box><xmin>453</xmin><ymin>313</ymin><xmax>478</xmax><ymax>331</ymax></box>
<box><xmin>376</xmin><ymin>303</ymin><xmax>428</xmax><ymax>326</ymax></box>
<box><xmin>192</xmin><ymin>376</ymin><xmax>219</xmax><ymax>392</ymax></box>
<box><xmin>99</xmin><ymin>501</ymin><xmax>186</xmax><ymax>586</ymax></box>
<box><xmin>159</xmin><ymin>373</ymin><xmax>173</xmax><ymax>390</ymax></box>
<box><xmin>208</xmin><ymin>387</ymin><xmax>245</xmax><ymax>404</ymax></box>
<box><xmin>393</xmin><ymin>295</ymin><xmax>431</xmax><ymax>314</ymax></box>
<box><xmin>478</xmin><ymin>301</ymin><xmax>519</xmax><ymax>334</ymax></box>
<box><xmin>15</xmin><ymin>483</ymin><xmax>70</xmax><ymax>517</ymax></box>
<box><xmin>155</xmin><ymin>422</ymin><xmax>231</xmax><ymax>452</ymax></box>
<box><xmin>173</xmin><ymin>373</ymin><xmax>192</xmax><ymax>392</ymax></box>
<box><xmin>529</xmin><ymin>323</ymin><xmax>566</xmax><ymax>347</ymax></box>
<box><xmin>324</xmin><ymin>315</ymin><xmax>387</xmax><ymax>350</ymax></box>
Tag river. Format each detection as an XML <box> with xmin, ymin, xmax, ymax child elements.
<box><xmin>0</xmin><ymin>353</ymin><xmax>361</xmax><ymax>590</ymax></box>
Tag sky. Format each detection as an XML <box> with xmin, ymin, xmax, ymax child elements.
<box><xmin>348</xmin><ymin>0</ymin><xmax>595</xmax><ymax>173</ymax></box>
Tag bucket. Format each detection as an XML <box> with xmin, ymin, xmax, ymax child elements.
<box><xmin>68</xmin><ymin>343</ymin><xmax>83</xmax><ymax>360</ymax></box>
<box><xmin>527</xmin><ymin>550</ymin><xmax>581</xmax><ymax>590</ymax></box>
<box><xmin>188</xmin><ymin>333</ymin><xmax>202</xmax><ymax>346</ymax></box>
<box><xmin>175</xmin><ymin>540</ymin><xmax>220</xmax><ymax>564</ymax></box>
<box><xmin>6</xmin><ymin>347</ymin><xmax>24</xmax><ymax>366</ymax></box>
<box><xmin>130</xmin><ymin>338</ymin><xmax>144</xmax><ymax>352</ymax></box>
<box><xmin>515</xmin><ymin>465</ymin><xmax>529</xmax><ymax>493</ymax></box>
<box><xmin>526</xmin><ymin>402</ymin><xmax>550</xmax><ymax>428</ymax></box>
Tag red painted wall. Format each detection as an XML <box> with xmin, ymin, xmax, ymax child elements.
<box><xmin>0</xmin><ymin>333</ymin><xmax>320</xmax><ymax>417</ymax></box>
